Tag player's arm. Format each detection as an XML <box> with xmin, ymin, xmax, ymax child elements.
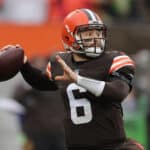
<box><xmin>77</xmin><ymin>54</ymin><xmax>135</xmax><ymax>102</ymax></box>
<box><xmin>101</xmin><ymin>54</ymin><xmax>135</xmax><ymax>101</ymax></box>
<box><xmin>20</xmin><ymin>61</ymin><xmax>58</xmax><ymax>91</ymax></box>
<box><xmin>78</xmin><ymin>54</ymin><xmax>135</xmax><ymax>101</ymax></box>
<box><xmin>76</xmin><ymin>74</ymin><xmax>131</xmax><ymax>102</ymax></box>
<box><xmin>55</xmin><ymin>55</ymin><xmax>135</xmax><ymax>102</ymax></box>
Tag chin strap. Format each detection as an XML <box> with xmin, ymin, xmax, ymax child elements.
<box><xmin>77</xmin><ymin>75</ymin><xmax>106</xmax><ymax>96</ymax></box>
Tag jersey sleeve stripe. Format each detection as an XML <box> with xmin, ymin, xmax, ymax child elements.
<box><xmin>109</xmin><ymin>55</ymin><xmax>135</xmax><ymax>73</ymax></box>
<box><xmin>111</xmin><ymin>59</ymin><xmax>134</xmax><ymax>68</ymax></box>
<box><xmin>113</xmin><ymin>55</ymin><xmax>129</xmax><ymax>60</ymax></box>
<box><xmin>109</xmin><ymin>61</ymin><xmax>135</xmax><ymax>73</ymax></box>
<box><xmin>113</xmin><ymin>55</ymin><xmax>132</xmax><ymax>63</ymax></box>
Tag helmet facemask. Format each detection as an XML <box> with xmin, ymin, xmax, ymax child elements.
<box><xmin>72</xmin><ymin>24</ymin><xmax>106</xmax><ymax>58</ymax></box>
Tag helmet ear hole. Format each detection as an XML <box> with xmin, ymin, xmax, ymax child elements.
<box><xmin>65</xmin><ymin>36</ymin><xmax>69</xmax><ymax>41</ymax></box>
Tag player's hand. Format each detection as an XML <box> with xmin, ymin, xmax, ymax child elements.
<box><xmin>1</xmin><ymin>44</ymin><xmax>16</xmax><ymax>50</ymax></box>
<box><xmin>55</xmin><ymin>55</ymin><xmax>77</xmax><ymax>82</ymax></box>
<box><xmin>1</xmin><ymin>44</ymin><xmax>27</xmax><ymax>64</ymax></box>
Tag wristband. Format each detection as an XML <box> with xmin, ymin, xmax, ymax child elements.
<box><xmin>77</xmin><ymin>75</ymin><xmax>105</xmax><ymax>96</ymax></box>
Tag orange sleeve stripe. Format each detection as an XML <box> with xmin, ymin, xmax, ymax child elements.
<box><xmin>109</xmin><ymin>55</ymin><xmax>135</xmax><ymax>73</ymax></box>
<box><xmin>113</xmin><ymin>56</ymin><xmax>133</xmax><ymax>63</ymax></box>
<box><xmin>113</xmin><ymin>55</ymin><xmax>129</xmax><ymax>60</ymax></box>
<box><xmin>109</xmin><ymin>61</ymin><xmax>135</xmax><ymax>73</ymax></box>
<box><xmin>112</xmin><ymin>58</ymin><xmax>135</xmax><ymax>67</ymax></box>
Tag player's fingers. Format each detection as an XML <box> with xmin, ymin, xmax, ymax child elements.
<box><xmin>56</xmin><ymin>55</ymin><xmax>68</xmax><ymax>69</ymax></box>
<box><xmin>46</xmin><ymin>62</ymin><xmax>52</xmax><ymax>79</ymax></box>
<box><xmin>23</xmin><ymin>55</ymin><xmax>28</xmax><ymax>64</ymax></box>
<box><xmin>46</xmin><ymin>71</ymin><xmax>52</xmax><ymax>80</ymax></box>
<box><xmin>1</xmin><ymin>45</ymin><xmax>16</xmax><ymax>50</ymax></box>
<box><xmin>15</xmin><ymin>44</ymin><xmax>21</xmax><ymax>48</ymax></box>
<box><xmin>55</xmin><ymin>75</ymin><xmax>65</xmax><ymax>81</ymax></box>
<box><xmin>56</xmin><ymin>55</ymin><xmax>73</xmax><ymax>75</ymax></box>
<box><xmin>47</xmin><ymin>62</ymin><xmax>51</xmax><ymax>71</ymax></box>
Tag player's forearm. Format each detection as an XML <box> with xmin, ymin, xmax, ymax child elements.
<box><xmin>77</xmin><ymin>75</ymin><xmax>130</xmax><ymax>101</ymax></box>
<box><xmin>101</xmin><ymin>80</ymin><xmax>130</xmax><ymax>102</ymax></box>
<box><xmin>20</xmin><ymin>62</ymin><xmax>58</xmax><ymax>91</ymax></box>
<box><xmin>77</xmin><ymin>75</ymin><xmax>105</xmax><ymax>96</ymax></box>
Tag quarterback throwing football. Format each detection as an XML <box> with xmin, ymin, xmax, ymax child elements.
<box><xmin>9</xmin><ymin>8</ymin><xmax>140</xmax><ymax>150</ymax></box>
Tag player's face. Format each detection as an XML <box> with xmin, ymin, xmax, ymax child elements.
<box><xmin>77</xmin><ymin>29</ymin><xmax>103</xmax><ymax>48</ymax></box>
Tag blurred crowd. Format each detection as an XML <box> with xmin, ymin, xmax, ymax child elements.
<box><xmin>0</xmin><ymin>0</ymin><xmax>150</xmax><ymax>24</ymax></box>
<box><xmin>0</xmin><ymin>0</ymin><xmax>150</xmax><ymax>150</ymax></box>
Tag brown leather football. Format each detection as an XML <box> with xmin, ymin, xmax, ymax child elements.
<box><xmin>0</xmin><ymin>46</ymin><xmax>24</xmax><ymax>81</ymax></box>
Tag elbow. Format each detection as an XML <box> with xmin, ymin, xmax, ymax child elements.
<box><xmin>113</xmin><ymin>81</ymin><xmax>130</xmax><ymax>102</ymax></box>
<box><xmin>116</xmin><ymin>89</ymin><xmax>129</xmax><ymax>102</ymax></box>
<box><xmin>102</xmin><ymin>80</ymin><xmax>130</xmax><ymax>102</ymax></box>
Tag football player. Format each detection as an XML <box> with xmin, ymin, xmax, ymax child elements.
<box><xmin>19</xmin><ymin>8</ymin><xmax>135</xmax><ymax>150</ymax></box>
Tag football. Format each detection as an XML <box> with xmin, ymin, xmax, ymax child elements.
<box><xmin>0</xmin><ymin>46</ymin><xmax>24</xmax><ymax>81</ymax></box>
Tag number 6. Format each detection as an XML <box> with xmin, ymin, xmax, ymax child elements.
<box><xmin>67</xmin><ymin>83</ymin><xmax>93</xmax><ymax>125</ymax></box>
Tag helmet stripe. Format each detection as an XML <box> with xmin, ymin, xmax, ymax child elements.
<box><xmin>81</xmin><ymin>9</ymin><xmax>97</xmax><ymax>21</ymax></box>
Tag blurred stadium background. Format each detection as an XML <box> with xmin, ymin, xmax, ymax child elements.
<box><xmin>0</xmin><ymin>0</ymin><xmax>150</xmax><ymax>150</ymax></box>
